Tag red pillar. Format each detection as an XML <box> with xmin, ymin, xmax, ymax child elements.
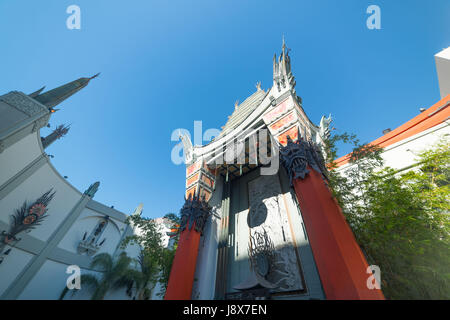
<box><xmin>164</xmin><ymin>224</ymin><xmax>201</xmax><ymax>300</ymax></box>
<box><xmin>292</xmin><ymin>165</ymin><xmax>384</xmax><ymax>300</ymax></box>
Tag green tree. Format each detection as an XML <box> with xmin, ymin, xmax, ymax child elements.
<box><xmin>121</xmin><ymin>213</ymin><xmax>178</xmax><ymax>298</ymax></box>
<box><xmin>124</xmin><ymin>250</ymin><xmax>160</xmax><ymax>300</ymax></box>
<box><xmin>164</xmin><ymin>212</ymin><xmax>181</xmax><ymax>226</ymax></box>
<box><xmin>326</xmin><ymin>134</ymin><xmax>450</xmax><ymax>300</ymax></box>
<box><xmin>59</xmin><ymin>252</ymin><xmax>137</xmax><ymax>300</ymax></box>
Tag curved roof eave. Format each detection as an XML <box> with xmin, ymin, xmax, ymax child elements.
<box><xmin>192</xmin><ymin>88</ymin><xmax>274</xmax><ymax>158</ymax></box>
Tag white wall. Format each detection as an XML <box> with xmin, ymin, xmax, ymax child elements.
<box><xmin>0</xmin><ymin>162</ymin><xmax>81</xmax><ymax>242</ymax></box>
<box><xmin>0</xmin><ymin>249</ymin><xmax>34</xmax><ymax>295</ymax></box>
<box><xmin>0</xmin><ymin>133</ymin><xmax>42</xmax><ymax>186</ymax></box>
<box><xmin>336</xmin><ymin>121</ymin><xmax>450</xmax><ymax>175</ymax></box>
<box><xmin>57</xmin><ymin>207</ymin><xmax>125</xmax><ymax>255</ymax></box>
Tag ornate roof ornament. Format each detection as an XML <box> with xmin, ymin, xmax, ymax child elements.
<box><xmin>41</xmin><ymin>124</ymin><xmax>70</xmax><ymax>149</ymax></box>
<box><xmin>280</xmin><ymin>135</ymin><xmax>328</xmax><ymax>186</ymax></box>
<box><xmin>319</xmin><ymin>114</ymin><xmax>332</xmax><ymax>140</ymax></box>
<box><xmin>84</xmin><ymin>181</ymin><xmax>100</xmax><ymax>198</ymax></box>
<box><xmin>132</xmin><ymin>203</ymin><xmax>144</xmax><ymax>216</ymax></box>
<box><xmin>179</xmin><ymin>130</ymin><xmax>195</xmax><ymax>164</ymax></box>
<box><xmin>179</xmin><ymin>194</ymin><xmax>211</xmax><ymax>234</ymax></box>
<box><xmin>255</xmin><ymin>81</ymin><xmax>262</xmax><ymax>91</ymax></box>
<box><xmin>273</xmin><ymin>37</ymin><xmax>296</xmax><ymax>93</ymax></box>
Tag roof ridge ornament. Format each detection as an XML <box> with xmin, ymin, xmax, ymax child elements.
<box><xmin>273</xmin><ymin>37</ymin><xmax>296</xmax><ymax>93</ymax></box>
<box><xmin>179</xmin><ymin>130</ymin><xmax>195</xmax><ymax>164</ymax></box>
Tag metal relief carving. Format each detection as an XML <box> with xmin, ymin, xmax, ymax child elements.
<box><xmin>0</xmin><ymin>189</ymin><xmax>56</xmax><ymax>265</ymax></box>
<box><xmin>245</xmin><ymin>175</ymin><xmax>304</xmax><ymax>293</ymax></box>
<box><xmin>280</xmin><ymin>136</ymin><xmax>328</xmax><ymax>186</ymax></box>
<box><xmin>179</xmin><ymin>195</ymin><xmax>211</xmax><ymax>234</ymax></box>
<box><xmin>248</xmin><ymin>229</ymin><xmax>275</xmax><ymax>278</ymax></box>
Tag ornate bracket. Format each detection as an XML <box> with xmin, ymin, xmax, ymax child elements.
<box><xmin>280</xmin><ymin>136</ymin><xmax>328</xmax><ymax>186</ymax></box>
<box><xmin>179</xmin><ymin>195</ymin><xmax>211</xmax><ymax>234</ymax></box>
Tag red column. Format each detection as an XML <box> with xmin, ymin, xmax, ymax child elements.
<box><xmin>293</xmin><ymin>166</ymin><xmax>384</xmax><ymax>300</ymax></box>
<box><xmin>164</xmin><ymin>223</ymin><xmax>201</xmax><ymax>300</ymax></box>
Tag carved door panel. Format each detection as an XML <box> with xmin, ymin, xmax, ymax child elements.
<box><xmin>226</xmin><ymin>168</ymin><xmax>307</xmax><ymax>296</ymax></box>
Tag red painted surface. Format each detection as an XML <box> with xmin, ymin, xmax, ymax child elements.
<box><xmin>164</xmin><ymin>224</ymin><xmax>201</xmax><ymax>300</ymax></box>
<box><xmin>293</xmin><ymin>166</ymin><xmax>385</xmax><ymax>300</ymax></box>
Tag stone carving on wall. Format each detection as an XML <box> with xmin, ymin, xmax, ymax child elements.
<box><xmin>0</xmin><ymin>189</ymin><xmax>56</xmax><ymax>265</ymax></box>
<box><xmin>280</xmin><ymin>136</ymin><xmax>328</xmax><ymax>186</ymax></box>
<box><xmin>245</xmin><ymin>174</ymin><xmax>304</xmax><ymax>293</ymax></box>
<box><xmin>77</xmin><ymin>216</ymin><xmax>108</xmax><ymax>256</ymax></box>
<box><xmin>179</xmin><ymin>195</ymin><xmax>211</xmax><ymax>234</ymax></box>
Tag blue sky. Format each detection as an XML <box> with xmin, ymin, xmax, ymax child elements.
<box><xmin>1</xmin><ymin>0</ymin><xmax>449</xmax><ymax>218</ymax></box>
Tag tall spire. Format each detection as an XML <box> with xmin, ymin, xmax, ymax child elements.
<box><xmin>273</xmin><ymin>38</ymin><xmax>295</xmax><ymax>93</ymax></box>
<box><xmin>33</xmin><ymin>73</ymin><xmax>100</xmax><ymax>109</ymax></box>
<box><xmin>41</xmin><ymin>124</ymin><xmax>70</xmax><ymax>149</ymax></box>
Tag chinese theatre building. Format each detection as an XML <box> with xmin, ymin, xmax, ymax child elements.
<box><xmin>165</xmin><ymin>41</ymin><xmax>384</xmax><ymax>300</ymax></box>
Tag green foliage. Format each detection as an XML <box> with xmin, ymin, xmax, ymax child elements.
<box><xmin>156</xmin><ymin>245</ymin><xmax>176</xmax><ymax>298</ymax></box>
<box><xmin>164</xmin><ymin>212</ymin><xmax>181</xmax><ymax>225</ymax></box>
<box><xmin>121</xmin><ymin>213</ymin><xmax>178</xmax><ymax>299</ymax></box>
<box><xmin>59</xmin><ymin>252</ymin><xmax>137</xmax><ymax>300</ymax></box>
<box><xmin>326</xmin><ymin>134</ymin><xmax>450</xmax><ymax>300</ymax></box>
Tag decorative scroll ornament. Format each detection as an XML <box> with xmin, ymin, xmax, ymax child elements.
<box><xmin>84</xmin><ymin>181</ymin><xmax>100</xmax><ymax>198</ymax></box>
<box><xmin>0</xmin><ymin>189</ymin><xmax>56</xmax><ymax>264</ymax></box>
<box><xmin>179</xmin><ymin>195</ymin><xmax>211</xmax><ymax>234</ymax></box>
<box><xmin>279</xmin><ymin>136</ymin><xmax>328</xmax><ymax>186</ymax></box>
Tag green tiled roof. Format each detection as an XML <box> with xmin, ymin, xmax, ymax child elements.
<box><xmin>219</xmin><ymin>89</ymin><xmax>267</xmax><ymax>137</ymax></box>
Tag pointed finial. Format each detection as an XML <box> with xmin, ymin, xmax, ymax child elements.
<box><xmin>234</xmin><ymin>100</ymin><xmax>239</xmax><ymax>110</ymax></box>
<box><xmin>132</xmin><ymin>203</ymin><xmax>144</xmax><ymax>216</ymax></box>
<box><xmin>90</xmin><ymin>73</ymin><xmax>100</xmax><ymax>80</ymax></box>
<box><xmin>29</xmin><ymin>86</ymin><xmax>46</xmax><ymax>98</ymax></box>
<box><xmin>255</xmin><ymin>81</ymin><xmax>262</xmax><ymax>91</ymax></box>
<box><xmin>84</xmin><ymin>181</ymin><xmax>100</xmax><ymax>197</ymax></box>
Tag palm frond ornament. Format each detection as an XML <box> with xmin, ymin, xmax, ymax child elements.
<box><xmin>0</xmin><ymin>189</ymin><xmax>55</xmax><ymax>264</ymax></box>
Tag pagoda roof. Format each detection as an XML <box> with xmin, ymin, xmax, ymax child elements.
<box><xmin>218</xmin><ymin>89</ymin><xmax>268</xmax><ymax>138</ymax></box>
